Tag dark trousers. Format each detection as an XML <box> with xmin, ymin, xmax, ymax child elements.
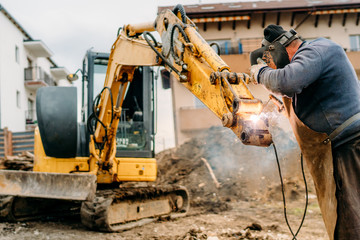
<box><xmin>332</xmin><ymin>136</ymin><xmax>360</xmax><ymax>240</ymax></box>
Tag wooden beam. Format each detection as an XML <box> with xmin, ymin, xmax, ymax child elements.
<box><xmin>342</xmin><ymin>13</ymin><xmax>347</xmax><ymax>26</ymax></box>
<box><xmin>203</xmin><ymin>22</ymin><xmax>207</xmax><ymax>32</ymax></box>
<box><xmin>232</xmin><ymin>20</ymin><xmax>236</xmax><ymax>30</ymax></box>
<box><xmin>328</xmin><ymin>14</ymin><xmax>333</xmax><ymax>27</ymax></box>
<box><xmin>247</xmin><ymin>14</ymin><xmax>251</xmax><ymax>29</ymax></box>
<box><xmin>294</xmin><ymin>12</ymin><xmax>312</xmax><ymax>30</ymax></box>
<box><xmin>291</xmin><ymin>12</ymin><xmax>296</xmax><ymax>26</ymax></box>
<box><xmin>357</xmin><ymin>12</ymin><xmax>360</xmax><ymax>26</ymax></box>
<box><xmin>218</xmin><ymin>21</ymin><xmax>221</xmax><ymax>31</ymax></box>
<box><xmin>262</xmin><ymin>13</ymin><xmax>266</xmax><ymax>28</ymax></box>
<box><xmin>276</xmin><ymin>12</ymin><xmax>281</xmax><ymax>25</ymax></box>
<box><xmin>315</xmin><ymin>14</ymin><xmax>319</xmax><ymax>28</ymax></box>
<box><xmin>8</xmin><ymin>132</ymin><xmax>12</xmax><ymax>156</ymax></box>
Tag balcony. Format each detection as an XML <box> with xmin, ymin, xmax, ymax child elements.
<box><xmin>210</xmin><ymin>38</ymin><xmax>262</xmax><ymax>56</ymax></box>
<box><xmin>24</xmin><ymin>66</ymin><xmax>56</xmax><ymax>89</ymax></box>
<box><xmin>23</xmin><ymin>40</ymin><xmax>53</xmax><ymax>58</ymax></box>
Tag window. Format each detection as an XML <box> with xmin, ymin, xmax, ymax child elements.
<box><xmin>15</xmin><ymin>45</ymin><xmax>19</xmax><ymax>63</ymax></box>
<box><xmin>16</xmin><ymin>91</ymin><xmax>20</xmax><ymax>108</ymax></box>
<box><xmin>350</xmin><ymin>35</ymin><xmax>360</xmax><ymax>51</ymax></box>
<box><xmin>27</xmin><ymin>99</ymin><xmax>34</xmax><ymax>119</ymax></box>
<box><xmin>93</xmin><ymin>58</ymin><xmax>108</xmax><ymax>99</ymax></box>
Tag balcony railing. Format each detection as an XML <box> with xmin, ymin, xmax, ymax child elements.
<box><xmin>215</xmin><ymin>43</ymin><xmax>259</xmax><ymax>55</ymax></box>
<box><xmin>219</xmin><ymin>45</ymin><xmax>243</xmax><ymax>55</ymax></box>
<box><xmin>24</xmin><ymin>66</ymin><xmax>55</xmax><ymax>87</ymax></box>
<box><xmin>350</xmin><ymin>48</ymin><xmax>360</xmax><ymax>52</ymax></box>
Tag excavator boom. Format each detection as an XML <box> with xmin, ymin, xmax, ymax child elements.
<box><xmin>0</xmin><ymin>4</ymin><xmax>271</xmax><ymax>231</ymax></box>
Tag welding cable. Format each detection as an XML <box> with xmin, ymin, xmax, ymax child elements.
<box><xmin>272</xmin><ymin>143</ymin><xmax>308</xmax><ymax>240</ymax></box>
<box><xmin>294</xmin><ymin>153</ymin><xmax>309</xmax><ymax>238</ymax></box>
<box><xmin>143</xmin><ymin>31</ymin><xmax>182</xmax><ymax>77</ymax></box>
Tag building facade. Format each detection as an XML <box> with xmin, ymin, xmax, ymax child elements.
<box><xmin>0</xmin><ymin>4</ymin><xmax>70</xmax><ymax>132</ymax></box>
<box><xmin>159</xmin><ymin>0</ymin><xmax>360</xmax><ymax>146</ymax></box>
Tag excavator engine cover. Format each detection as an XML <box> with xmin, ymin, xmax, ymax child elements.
<box><xmin>36</xmin><ymin>87</ymin><xmax>78</xmax><ymax>158</ymax></box>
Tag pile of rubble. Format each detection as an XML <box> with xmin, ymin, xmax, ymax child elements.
<box><xmin>0</xmin><ymin>152</ymin><xmax>34</xmax><ymax>171</ymax></box>
<box><xmin>155</xmin><ymin>125</ymin><xmax>305</xmax><ymax>208</ymax></box>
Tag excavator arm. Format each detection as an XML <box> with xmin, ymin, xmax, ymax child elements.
<box><xmin>124</xmin><ymin>6</ymin><xmax>272</xmax><ymax>147</ymax></box>
<box><xmin>92</xmin><ymin>5</ymin><xmax>272</xmax><ymax>175</ymax></box>
<box><xmin>0</xmin><ymin>5</ymin><xmax>272</xmax><ymax>231</ymax></box>
<box><xmin>87</xmin><ymin>29</ymin><xmax>160</xmax><ymax>175</ymax></box>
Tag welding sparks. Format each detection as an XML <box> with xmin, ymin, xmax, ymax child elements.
<box><xmin>250</xmin><ymin>114</ymin><xmax>260</xmax><ymax>123</ymax></box>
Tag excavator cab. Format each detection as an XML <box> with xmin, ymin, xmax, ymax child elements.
<box><xmin>77</xmin><ymin>50</ymin><xmax>155</xmax><ymax>158</ymax></box>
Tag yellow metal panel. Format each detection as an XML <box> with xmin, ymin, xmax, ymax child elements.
<box><xmin>34</xmin><ymin>127</ymin><xmax>90</xmax><ymax>173</ymax></box>
<box><xmin>111</xmin><ymin>158</ymin><xmax>157</xmax><ymax>182</ymax></box>
<box><xmin>33</xmin><ymin>127</ymin><xmax>46</xmax><ymax>172</ymax></box>
<box><xmin>35</xmin><ymin>156</ymin><xmax>89</xmax><ymax>173</ymax></box>
<box><xmin>35</xmin><ymin>127</ymin><xmax>156</xmax><ymax>182</ymax></box>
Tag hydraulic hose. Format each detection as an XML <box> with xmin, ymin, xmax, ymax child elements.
<box><xmin>143</xmin><ymin>31</ymin><xmax>182</xmax><ymax>77</ymax></box>
<box><xmin>170</xmin><ymin>23</ymin><xmax>190</xmax><ymax>63</ymax></box>
<box><xmin>172</xmin><ymin>4</ymin><xmax>187</xmax><ymax>23</ymax></box>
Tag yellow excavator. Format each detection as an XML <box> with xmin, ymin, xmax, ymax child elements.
<box><xmin>0</xmin><ymin>5</ymin><xmax>272</xmax><ymax>231</ymax></box>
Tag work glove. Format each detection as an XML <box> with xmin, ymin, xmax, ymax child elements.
<box><xmin>249</xmin><ymin>58</ymin><xmax>267</xmax><ymax>84</ymax></box>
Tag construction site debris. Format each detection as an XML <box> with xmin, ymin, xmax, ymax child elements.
<box><xmin>2</xmin><ymin>151</ymin><xmax>34</xmax><ymax>171</ymax></box>
<box><xmin>156</xmin><ymin>125</ymin><xmax>305</xmax><ymax>212</ymax></box>
<box><xmin>200</xmin><ymin>157</ymin><xmax>221</xmax><ymax>188</ymax></box>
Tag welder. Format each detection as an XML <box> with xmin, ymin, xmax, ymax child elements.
<box><xmin>250</xmin><ymin>24</ymin><xmax>360</xmax><ymax>240</ymax></box>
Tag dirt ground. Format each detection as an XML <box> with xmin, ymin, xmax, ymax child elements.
<box><xmin>0</xmin><ymin>199</ymin><xmax>327</xmax><ymax>240</ymax></box>
<box><xmin>0</xmin><ymin>125</ymin><xmax>328</xmax><ymax>239</ymax></box>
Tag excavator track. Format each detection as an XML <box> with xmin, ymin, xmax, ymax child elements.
<box><xmin>0</xmin><ymin>195</ymin><xmax>81</xmax><ymax>222</ymax></box>
<box><xmin>80</xmin><ymin>185</ymin><xmax>189</xmax><ymax>232</ymax></box>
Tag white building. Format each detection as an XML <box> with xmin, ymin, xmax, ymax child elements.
<box><xmin>0</xmin><ymin>4</ymin><xmax>71</xmax><ymax>132</ymax></box>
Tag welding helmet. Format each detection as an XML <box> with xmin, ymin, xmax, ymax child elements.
<box><xmin>250</xmin><ymin>25</ymin><xmax>298</xmax><ymax>69</ymax></box>
<box><xmin>261</xmin><ymin>25</ymin><xmax>298</xmax><ymax>48</ymax></box>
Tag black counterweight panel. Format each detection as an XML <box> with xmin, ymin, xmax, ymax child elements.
<box><xmin>36</xmin><ymin>87</ymin><xmax>78</xmax><ymax>158</ymax></box>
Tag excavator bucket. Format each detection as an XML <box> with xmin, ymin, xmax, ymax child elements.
<box><xmin>0</xmin><ymin>170</ymin><xmax>97</xmax><ymax>201</ymax></box>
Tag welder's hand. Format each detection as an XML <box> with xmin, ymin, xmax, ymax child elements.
<box><xmin>249</xmin><ymin>58</ymin><xmax>267</xmax><ymax>84</ymax></box>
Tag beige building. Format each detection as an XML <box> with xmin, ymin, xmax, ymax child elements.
<box><xmin>159</xmin><ymin>0</ymin><xmax>360</xmax><ymax>146</ymax></box>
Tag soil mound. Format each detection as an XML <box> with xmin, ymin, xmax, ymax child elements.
<box><xmin>156</xmin><ymin>125</ymin><xmax>306</xmax><ymax>210</ymax></box>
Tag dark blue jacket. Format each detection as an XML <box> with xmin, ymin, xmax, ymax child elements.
<box><xmin>259</xmin><ymin>38</ymin><xmax>360</xmax><ymax>148</ymax></box>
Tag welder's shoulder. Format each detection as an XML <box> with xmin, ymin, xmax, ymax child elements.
<box><xmin>305</xmin><ymin>38</ymin><xmax>343</xmax><ymax>55</ymax></box>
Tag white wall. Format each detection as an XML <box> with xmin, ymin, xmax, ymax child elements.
<box><xmin>0</xmin><ymin>10</ymin><xmax>69</xmax><ymax>132</ymax></box>
<box><xmin>0</xmin><ymin>12</ymin><xmax>28</xmax><ymax>131</ymax></box>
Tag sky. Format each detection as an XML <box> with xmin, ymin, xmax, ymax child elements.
<box><xmin>0</xmin><ymin>0</ymin><xmax>247</xmax><ymax>152</ymax></box>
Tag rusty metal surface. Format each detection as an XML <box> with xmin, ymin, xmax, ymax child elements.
<box><xmin>0</xmin><ymin>170</ymin><xmax>96</xmax><ymax>201</ymax></box>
